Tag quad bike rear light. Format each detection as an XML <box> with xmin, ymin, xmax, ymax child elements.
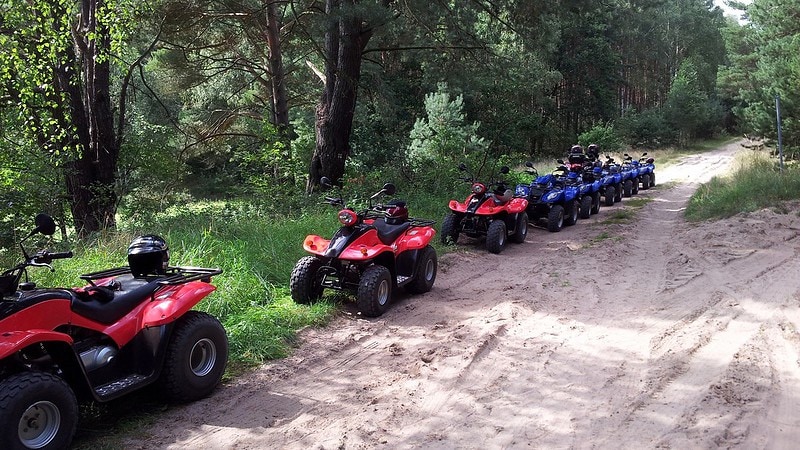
<box><xmin>338</xmin><ymin>209</ymin><xmax>358</xmax><ymax>226</ymax></box>
<box><xmin>472</xmin><ymin>183</ymin><xmax>486</xmax><ymax>195</ymax></box>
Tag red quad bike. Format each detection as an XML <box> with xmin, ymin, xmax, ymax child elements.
<box><xmin>0</xmin><ymin>214</ymin><xmax>227</xmax><ymax>450</ymax></box>
<box><xmin>290</xmin><ymin>179</ymin><xmax>438</xmax><ymax>317</ymax></box>
<box><xmin>441</xmin><ymin>163</ymin><xmax>529</xmax><ymax>254</ymax></box>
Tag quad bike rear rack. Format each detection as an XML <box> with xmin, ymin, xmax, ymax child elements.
<box><xmin>80</xmin><ymin>266</ymin><xmax>223</xmax><ymax>287</ymax></box>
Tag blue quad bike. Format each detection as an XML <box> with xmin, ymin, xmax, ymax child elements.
<box><xmin>627</xmin><ymin>152</ymin><xmax>656</xmax><ymax>190</ymax></box>
<box><xmin>600</xmin><ymin>156</ymin><xmax>624</xmax><ymax>206</ymax></box>
<box><xmin>565</xmin><ymin>154</ymin><xmax>601</xmax><ymax>219</ymax></box>
<box><xmin>516</xmin><ymin>162</ymin><xmax>581</xmax><ymax>232</ymax></box>
<box><xmin>577</xmin><ymin>167</ymin><xmax>602</xmax><ymax>218</ymax></box>
<box><xmin>620</xmin><ymin>155</ymin><xmax>640</xmax><ymax>198</ymax></box>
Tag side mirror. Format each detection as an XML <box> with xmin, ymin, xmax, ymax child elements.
<box><xmin>33</xmin><ymin>213</ymin><xmax>56</xmax><ymax>236</ymax></box>
<box><xmin>458</xmin><ymin>163</ymin><xmax>467</xmax><ymax>171</ymax></box>
<box><xmin>556</xmin><ymin>159</ymin><xmax>565</xmax><ymax>164</ymax></box>
<box><xmin>525</xmin><ymin>161</ymin><xmax>534</xmax><ymax>168</ymax></box>
<box><xmin>500</xmin><ymin>166</ymin><xmax>510</xmax><ymax>174</ymax></box>
<box><xmin>320</xmin><ymin>177</ymin><xmax>333</xmax><ymax>188</ymax></box>
<box><xmin>642</xmin><ymin>152</ymin><xmax>648</xmax><ymax>156</ymax></box>
<box><xmin>623</xmin><ymin>153</ymin><xmax>630</xmax><ymax>157</ymax></box>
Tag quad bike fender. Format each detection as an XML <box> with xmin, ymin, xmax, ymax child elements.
<box><xmin>504</xmin><ymin>197</ymin><xmax>528</xmax><ymax>214</ymax></box>
<box><xmin>339</xmin><ymin>231</ymin><xmax>394</xmax><ymax>261</ymax></box>
<box><xmin>0</xmin><ymin>330</ymin><xmax>73</xmax><ymax>360</ymax></box>
<box><xmin>475</xmin><ymin>197</ymin><xmax>518</xmax><ymax>215</ymax></box>
<box><xmin>448</xmin><ymin>199</ymin><xmax>469</xmax><ymax>213</ymax></box>
<box><xmin>302</xmin><ymin>234</ymin><xmax>332</xmax><ymax>256</ymax></box>
<box><xmin>395</xmin><ymin>227</ymin><xmax>437</xmax><ymax>251</ymax></box>
<box><xmin>564</xmin><ymin>186</ymin><xmax>580</xmax><ymax>202</ymax></box>
<box><xmin>142</xmin><ymin>282</ymin><xmax>217</xmax><ymax>327</ymax></box>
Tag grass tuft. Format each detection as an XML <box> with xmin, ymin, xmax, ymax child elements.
<box><xmin>685</xmin><ymin>151</ymin><xmax>800</xmax><ymax>221</ymax></box>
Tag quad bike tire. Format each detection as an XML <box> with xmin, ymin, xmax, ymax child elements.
<box><xmin>160</xmin><ymin>311</ymin><xmax>228</xmax><ymax>402</ymax></box>
<box><xmin>632</xmin><ymin>177</ymin><xmax>639</xmax><ymax>195</ymax></box>
<box><xmin>614</xmin><ymin>183</ymin><xmax>623</xmax><ymax>202</ymax></box>
<box><xmin>406</xmin><ymin>245</ymin><xmax>437</xmax><ymax>294</ymax></box>
<box><xmin>510</xmin><ymin>212</ymin><xmax>528</xmax><ymax>244</ymax></box>
<box><xmin>290</xmin><ymin>256</ymin><xmax>325</xmax><ymax>304</ymax></box>
<box><xmin>640</xmin><ymin>173</ymin><xmax>650</xmax><ymax>190</ymax></box>
<box><xmin>604</xmin><ymin>186</ymin><xmax>616</xmax><ymax>206</ymax></box>
<box><xmin>590</xmin><ymin>192</ymin><xmax>601</xmax><ymax>215</ymax></box>
<box><xmin>486</xmin><ymin>219</ymin><xmax>508</xmax><ymax>254</ymax></box>
<box><xmin>579</xmin><ymin>196</ymin><xmax>592</xmax><ymax>219</ymax></box>
<box><xmin>0</xmin><ymin>371</ymin><xmax>78</xmax><ymax>450</ymax></box>
<box><xmin>440</xmin><ymin>213</ymin><xmax>461</xmax><ymax>245</ymax></box>
<box><xmin>623</xmin><ymin>180</ymin><xmax>633</xmax><ymax>197</ymax></box>
<box><xmin>564</xmin><ymin>200</ymin><xmax>579</xmax><ymax>226</ymax></box>
<box><xmin>650</xmin><ymin>172</ymin><xmax>656</xmax><ymax>187</ymax></box>
<box><xmin>547</xmin><ymin>205</ymin><xmax>564</xmax><ymax>232</ymax></box>
<box><xmin>357</xmin><ymin>265</ymin><xmax>392</xmax><ymax>317</ymax></box>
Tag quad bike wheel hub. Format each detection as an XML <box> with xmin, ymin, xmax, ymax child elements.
<box><xmin>19</xmin><ymin>400</ymin><xmax>60</xmax><ymax>448</ymax></box>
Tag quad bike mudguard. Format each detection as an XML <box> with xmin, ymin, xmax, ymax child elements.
<box><xmin>394</xmin><ymin>226</ymin><xmax>436</xmax><ymax>251</ymax></box>
<box><xmin>142</xmin><ymin>281</ymin><xmax>218</xmax><ymax>327</ymax></box>
<box><xmin>303</xmin><ymin>227</ymin><xmax>395</xmax><ymax>261</ymax></box>
<box><xmin>0</xmin><ymin>330</ymin><xmax>73</xmax><ymax>360</ymax></box>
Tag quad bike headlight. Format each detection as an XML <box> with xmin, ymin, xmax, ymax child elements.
<box><xmin>338</xmin><ymin>209</ymin><xmax>358</xmax><ymax>226</ymax></box>
<box><xmin>472</xmin><ymin>183</ymin><xmax>486</xmax><ymax>195</ymax></box>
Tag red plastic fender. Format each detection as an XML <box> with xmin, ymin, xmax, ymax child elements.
<box><xmin>448</xmin><ymin>198</ymin><xmax>469</xmax><ymax>213</ymax></box>
<box><xmin>302</xmin><ymin>234</ymin><xmax>331</xmax><ymax>256</ymax></box>
<box><xmin>0</xmin><ymin>299</ymin><xmax>73</xmax><ymax>332</ymax></box>
<box><xmin>475</xmin><ymin>202</ymin><xmax>507</xmax><ymax>216</ymax></box>
<box><xmin>505</xmin><ymin>197</ymin><xmax>529</xmax><ymax>214</ymax></box>
<box><xmin>395</xmin><ymin>227</ymin><xmax>437</xmax><ymax>251</ymax></box>
<box><xmin>338</xmin><ymin>230</ymin><xmax>394</xmax><ymax>261</ymax></box>
<box><xmin>142</xmin><ymin>282</ymin><xmax>217</xmax><ymax>327</ymax></box>
<box><xmin>0</xmin><ymin>330</ymin><xmax>73</xmax><ymax>360</ymax></box>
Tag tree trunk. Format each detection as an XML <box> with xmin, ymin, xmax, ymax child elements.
<box><xmin>64</xmin><ymin>0</ymin><xmax>119</xmax><ymax>236</ymax></box>
<box><xmin>308</xmin><ymin>0</ymin><xmax>374</xmax><ymax>192</ymax></box>
<box><xmin>266</xmin><ymin>0</ymin><xmax>289</xmax><ymax>130</ymax></box>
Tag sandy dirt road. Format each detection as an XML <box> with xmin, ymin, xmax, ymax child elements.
<box><xmin>123</xmin><ymin>140</ymin><xmax>800</xmax><ymax>449</ymax></box>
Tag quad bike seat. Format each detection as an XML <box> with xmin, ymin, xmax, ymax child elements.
<box><xmin>373</xmin><ymin>219</ymin><xmax>412</xmax><ymax>245</ymax></box>
<box><xmin>71</xmin><ymin>277</ymin><xmax>164</xmax><ymax>324</ymax></box>
<box><xmin>492</xmin><ymin>189</ymin><xmax>513</xmax><ymax>204</ymax></box>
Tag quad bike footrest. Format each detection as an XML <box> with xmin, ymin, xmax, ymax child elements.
<box><xmin>95</xmin><ymin>374</ymin><xmax>149</xmax><ymax>399</ymax></box>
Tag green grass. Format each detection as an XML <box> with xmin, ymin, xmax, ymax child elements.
<box><xmin>588</xmin><ymin>231</ymin><xmax>622</xmax><ymax>245</ymax></box>
<box><xmin>621</xmin><ymin>197</ymin><xmax>653</xmax><ymax>208</ymax></box>
<box><xmin>601</xmin><ymin>208</ymin><xmax>637</xmax><ymax>224</ymax></box>
<box><xmin>685</xmin><ymin>151</ymin><xmax>800</xmax><ymax>221</ymax></box>
<box><xmin>599</xmin><ymin>196</ymin><xmax>652</xmax><ymax>224</ymax></box>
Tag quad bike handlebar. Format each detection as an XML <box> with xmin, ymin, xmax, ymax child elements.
<box><xmin>1</xmin><ymin>250</ymin><xmax>74</xmax><ymax>279</ymax></box>
<box><xmin>317</xmin><ymin>177</ymin><xmax>434</xmax><ymax>227</ymax></box>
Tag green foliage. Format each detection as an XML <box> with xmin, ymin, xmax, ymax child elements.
<box><xmin>617</xmin><ymin>108</ymin><xmax>677</xmax><ymax>148</ymax></box>
<box><xmin>577</xmin><ymin>124</ymin><xmax>624</xmax><ymax>152</ymax></box>
<box><xmin>664</xmin><ymin>60</ymin><xmax>721</xmax><ymax>146</ymax></box>
<box><xmin>718</xmin><ymin>0</ymin><xmax>800</xmax><ymax>151</ymax></box>
<box><xmin>408</xmin><ymin>83</ymin><xmax>489</xmax><ymax>167</ymax></box>
<box><xmin>406</xmin><ymin>83</ymin><xmax>493</xmax><ymax>188</ymax></box>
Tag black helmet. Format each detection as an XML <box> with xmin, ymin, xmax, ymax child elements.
<box><xmin>570</xmin><ymin>144</ymin><xmax>583</xmax><ymax>154</ymax></box>
<box><xmin>128</xmin><ymin>235</ymin><xmax>169</xmax><ymax>277</ymax></box>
